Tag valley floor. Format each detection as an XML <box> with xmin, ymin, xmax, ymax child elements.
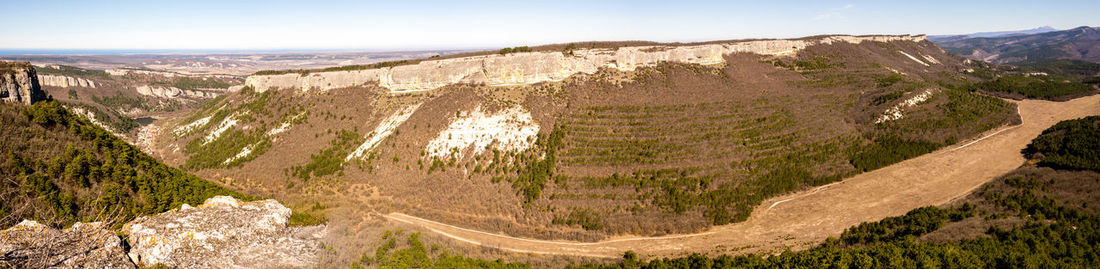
<box><xmin>383</xmin><ymin>94</ymin><xmax>1100</xmax><ymax>258</ymax></box>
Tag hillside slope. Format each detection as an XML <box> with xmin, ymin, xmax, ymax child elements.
<box><xmin>932</xmin><ymin>26</ymin><xmax>1100</xmax><ymax>64</ymax></box>
<box><xmin>0</xmin><ymin>100</ymin><xmax>244</xmax><ymax>229</ymax></box>
<box><xmin>149</xmin><ymin>35</ymin><xmax>1021</xmax><ymax>262</ymax></box>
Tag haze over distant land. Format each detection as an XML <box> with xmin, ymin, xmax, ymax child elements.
<box><xmin>1</xmin><ymin>0</ymin><xmax>1098</xmax><ymax>51</ymax></box>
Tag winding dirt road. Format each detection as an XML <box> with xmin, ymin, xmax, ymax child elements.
<box><xmin>386</xmin><ymin>95</ymin><xmax>1100</xmax><ymax>258</ymax></box>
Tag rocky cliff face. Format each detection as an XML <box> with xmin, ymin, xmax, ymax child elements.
<box><xmin>38</xmin><ymin>74</ymin><xmax>97</xmax><ymax>88</ymax></box>
<box><xmin>125</xmin><ymin>196</ymin><xmax>326</xmax><ymax>268</ymax></box>
<box><xmin>246</xmin><ymin>35</ymin><xmax>926</xmax><ymax>93</ymax></box>
<box><xmin>136</xmin><ymin>85</ymin><xmax>218</xmax><ymax>99</ymax></box>
<box><xmin>1</xmin><ymin>62</ymin><xmax>47</xmax><ymax>105</ymax></box>
<box><xmin>0</xmin><ymin>220</ymin><xmax>134</xmax><ymax>269</ymax></box>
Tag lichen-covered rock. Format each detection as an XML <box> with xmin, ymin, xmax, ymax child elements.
<box><xmin>124</xmin><ymin>196</ymin><xmax>326</xmax><ymax>268</ymax></box>
<box><xmin>1</xmin><ymin>61</ymin><xmax>47</xmax><ymax>105</ymax></box>
<box><xmin>0</xmin><ymin>220</ymin><xmax>135</xmax><ymax>268</ymax></box>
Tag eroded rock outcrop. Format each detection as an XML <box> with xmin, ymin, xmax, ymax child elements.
<box><xmin>246</xmin><ymin>35</ymin><xmax>926</xmax><ymax>93</ymax></box>
<box><xmin>0</xmin><ymin>220</ymin><xmax>135</xmax><ymax>268</ymax></box>
<box><xmin>136</xmin><ymin>85</ymin><xmax>217</xmax><ymax>99</ymax></box>
<box><xmin>124</xmin><ymin>196</ymin><xmax>326</xmax><ymax>268</ymax></box>
<box><xmin>1</xmin><ymin>62</ymin><xmax>47</xmax><ymax>105</ymax></box>
<box><xmin>38</xmin><ymin>74</ymin><xmax>97</xmax><ymax>88</ymax></box>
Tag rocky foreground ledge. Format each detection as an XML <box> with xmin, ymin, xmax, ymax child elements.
<box><xmin>0</xmin><ymin>196</ymin><xmax>325</xmax><ymax>268</ymax></box>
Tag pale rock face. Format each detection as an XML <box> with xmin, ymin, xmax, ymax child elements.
<box><xmin>125</xmin><ymin>196</ymin><xmax>326</xmax><ymax>268</ymax></box>
<box><xmin>246</xmin><ymin>35</ymin><xmax>927</xmax><ymax>93</ymax></box>
<box><xmin>136</xmin><ymin>85</ymin><xmax>218</xmax><ymax>99</ymax></box>
<box><xmin>425</xmin><ymin>105</ymin><xmax>540</xmax><ymax>159</ymax></box>
<box><xmin>0</xmin><ymin>220</ymin><xmax>135</xmax><ymax>268</ymax></box>
<box><xmin>1</xmin><ymin>64</ymin><xmax>47</xmax><ymax>105</ymax></box>
<box><xmin>875</xmin><ymin>89</ymin><xmax>936</xmax><ymax>124</ymax></box>
<box><xmin>898</xmin><ymin>50</ymin><xmax>930</xmax><ymax>66</ymax></box>
<box><xmin>107</xmin><ymin>68</ymin><xmax>240</xmax><ymax>79</ymax></box>
<box><xmin>347</xmin><ymin>103</ymin><xmax>422</xmax><ymax>161</ymax></box>
<box><xmin>37</xmin><ymin>74</ymin><xmax>97</xmax><ymax>88</ymax></box>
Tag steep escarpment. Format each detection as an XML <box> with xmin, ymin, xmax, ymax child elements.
<box><xmin>246</xmin><ymin>35</ymin><xmax>927</xmax><ymax>93</ymax></box>
<box><xmin>0</xmin><ymin>61</ymin><xmax>47</xmax><ymax>105</ymax></box>
<box><xmin>38</xmin><ymin>74</ymin><xmax>97</xmax><ymax>88</ymax></box>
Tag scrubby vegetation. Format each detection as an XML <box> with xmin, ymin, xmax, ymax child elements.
<box><xmin>290</xmin><ymin>129</ymin><xmax>362</xmax><ymax>180</ymax></box>
<box><xmin>180</xmin><ymin>89</ymin><xmax>288</xmax><ymax>169</ymax></box>
<box><xmin>34</xmin><ymin>65</ymin><xmax>110</xmax><ymax>80</ymax></box>
<box><xmin>91</xmin><ymin>92</ymin><xmax>147</xmax><ymax>111</ymax></box>
<box><xmin>499</xmin><ymin>46</ymin><xmax>532</xmax><ymax>55</ymax></box>
<box><xmin>0</xmin><ymin>100</ymin><xmax>245</xmax><ymax>229</ymax></box>
<box><xmin>352</xmin><ymin>231</ymin><xmax>529</xmax><ymax>269</ymax></box>
<box><xmin>1025</xmin><ymin>115</ymin><xmax>1100</xmax><ymax>171</ymax></box>
<box><xmin>569</xmin><ymin>117</ymin><xmax>1100</xmax><ymax>268</ymax></box>
<box><xmin>852</xmin><ymin>87</ymin><xmax>1017</xmax><ymax>172</ymax></box>
<box><xmin>971</xmin><ymin>75</ymin><xmax>1095</xmax><ymax>100</ymax></box>
<box><xmin>167</xmin><ymin>77</ymin><xmax>232</xmax><ymax>91</ymax></box>
<box><xmin>68</xmin><ymin>102</ymin><xmax>141</xmax><ymax>133</ymax></box>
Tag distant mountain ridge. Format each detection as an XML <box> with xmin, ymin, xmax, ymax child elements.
<box><xmin>928</xmin><ymin>26</ymin><xmax>1058</xmax><ymax>41</ymax></box>
<box><xmin>931</xmin><ymin>26</ymin><xmax>1100</xmax><ymax>64</ymax></box>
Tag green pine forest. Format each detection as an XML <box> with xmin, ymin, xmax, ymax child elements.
<box><xmin>0</xmin><ymin>100</ymin><xmax>247</xmax><ymax>229</ymax></box>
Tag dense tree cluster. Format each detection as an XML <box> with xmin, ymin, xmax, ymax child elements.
<box><xmin>971</xmin><ymin>75</ymin><xmax>1094</xmax><ymax>99</ymax></box>
<box><xmin>0</xmin><ymin>101</ymin><xmax>245</xmax><ymax>228</ymax></box>
<box><xmin>1025</xmin><ymin>115</ymin><xmax>1100</xmax><ymax>171</ymax></box>
<box><xmin>499</xmin><ymin>46</ymin><xmax>532</xmax><ymax>55</ymax></box>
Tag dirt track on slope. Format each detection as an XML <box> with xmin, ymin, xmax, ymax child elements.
<box><xmin>385</xmin><ymin>95</ymin><xmax>1100</xmax><ymax>258</ymax></box>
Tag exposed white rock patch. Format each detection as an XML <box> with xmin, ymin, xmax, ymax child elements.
<box><xmin>921</xmin><ymin>54</ymin><xmax>941</xmax><ymax>64</ymax></box>
<box><xmin>875</xmin><ymin>89</ymin><xmax>936</xmax><ymax>124</ymax></box>
<box><xmin>203</xmin><ymin>115</ymin><xmax>239</xmax><ymax>144</ymax></box>
<box><xmin>425</xmin><ymin>105</ymin><xmax>540</xmax><ymax>159</ymax></box>
<box><xmin>38</xmin><ymin>74</ymin><xmax>96</xmax><ymax>88</ymax></box>
<box><xmin>898</xmin><ymin>51</ymin><xmax>930</xmax><ymax>66</ymax></box>
<box><xmin>885</xmin><ymin>67</ymin><xmax>907</xmax><ymax>75</ymax></box>
<box><xmin>267</xmin><ymin>122</ymin><xmax>291</xmax><ymax>136</ymax></box>
<box><xmin>173</xmin><ymin>115</ymin><xmax>211</xmax><ymax>136</ymax></box>
<box><xmin>346</xmin><ymin>103</ymin><xmax>422</xmax><ymax>161</ymax></box>
<box><xmin>224</xmin><ymin>144</ymin><xmax>253</xmax><ymax>164</ymax></box>
<box><xmin>68</xmin><ymin>106</ymin><xmax>115</xmax><ymax>133</ymax></box>
<box><xmin>247</xmin><ymin>35</ymin><xmax>927</xmax><ymax>93</ymax></box>
<box><xmin>125</xmin><ymin>196</ymin><xmax>325</xmax><ymax>268</ymax></box>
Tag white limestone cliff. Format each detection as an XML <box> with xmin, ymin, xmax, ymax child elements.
<box><xmin>38</xmin><ymin>74</ymin><xmax>97</xmax><ymax>88</ymax></box>
<box><xmin>246</xmin><ymin>35</ymin><xmax>926</xmax><ymax>93</ymax></box>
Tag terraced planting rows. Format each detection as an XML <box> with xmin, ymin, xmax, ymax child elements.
<box><xmin>547</xmin><ymin>96</ymin><xmax>863</xmax><ymax>231</ymax></box>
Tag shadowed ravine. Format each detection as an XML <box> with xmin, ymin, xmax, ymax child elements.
<box><xmin>385</xmin><ymin>94</ymin><xmax>1100</xmax><ymax>258</ymax></box>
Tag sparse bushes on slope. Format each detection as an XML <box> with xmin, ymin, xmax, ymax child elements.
<box><xmin>353</xmin><ymin>231</ymin><xmax>529</xmax><ymax>269</ymax></box>
<box><xmin>291</xmin><ymin>129</ymin><xmax>362</xmax><ymax>180</ymax></box>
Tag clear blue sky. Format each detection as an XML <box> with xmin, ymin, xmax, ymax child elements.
<box><xmin>1</xmin><ymin>0</ymin><xmax>1097</xmax><ymax>51</ymax></box>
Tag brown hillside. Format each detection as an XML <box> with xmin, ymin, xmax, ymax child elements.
<box><xmin>149</xmin><ymin>36</ymin><xmax>1019</xmax><ymax>263</ymax></box>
